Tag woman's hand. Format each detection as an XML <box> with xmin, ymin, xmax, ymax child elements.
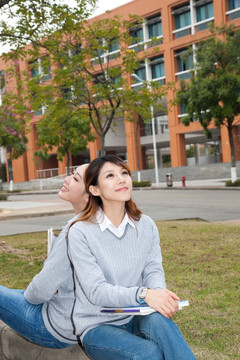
<box><xmin>145</xmin><ymin>289</ymin><xmax>180</xmax><ymax>318</ymax></box>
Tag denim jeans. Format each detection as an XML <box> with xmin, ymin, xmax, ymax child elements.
<box><xmin>0</xmin><ymin>285</ymin><xmax>72</xmax><ymax>349</ymax></box>
<box><xmin>83</xmin><ymin>312</ymin><xmax>197</xmax><ymax>360</ymax></box>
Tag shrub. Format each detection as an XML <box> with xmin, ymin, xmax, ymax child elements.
<box><xmin>132</xmin><ymin>180</ymin><xmax>152</xmax><ymax>188</ymax></box>
<box><xmin>225</xmin><ymin>179</ymin><xmax>240</xmax><ymax>187</ymax></box>
<box><xmin>0</xmin><ymin>192</ymin><xmax>8</xmax><ymax>200</ymax></box>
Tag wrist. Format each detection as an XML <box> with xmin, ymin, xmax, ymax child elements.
<box><xmin>137</xmin><ymin>287</ymin><xmax>149</xmax><ymax>304</ymax></box>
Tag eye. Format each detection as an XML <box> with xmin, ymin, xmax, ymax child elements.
<box><xmin>106</xmin><ymin>173</ymin><xmax>114</xmax><ymax>178</ymax></box>
<box><xmin>122</xmin><ymin>170</ymin><xmax>129</xmax><ymax>175</ymax></box>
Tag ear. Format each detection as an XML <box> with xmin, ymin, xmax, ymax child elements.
<box><xmin>89</xmin><ymin>185</ymin><xmax>101</xmax><ymax>197</ymax></box>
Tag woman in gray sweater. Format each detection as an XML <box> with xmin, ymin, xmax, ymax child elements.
<box><xmin>0</xmin><ymin>163</ymin><xmax>88</xmax><ymax>348</ymax></box>
<box><xmin>67</xmin><ymin>155</ymin><xmax>196</xmax><ymax>360</ymax></box>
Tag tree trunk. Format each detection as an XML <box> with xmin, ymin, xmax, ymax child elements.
<box><xmin>99</xmin><ymin>134</ymin><xmax>106</xmax><ymax>157</ymax></box>
<box><xmin>135</xmin><ymin>120</ymin><xmax>141</xmax><ymax>182</ymax></box>
<box><xmin>66</xmin><ymin>149</ymin><xmax>71</xmax><ymax>175</ymax></box>
<box><xmin>227</xmin><ymin>120</ymin><xmax>238</xmax><ymax>182</ymax></box>
<box><xmin>227</xmin><ymin>121</ymin><xmax>236</xmax><ymax>168</ymax></box>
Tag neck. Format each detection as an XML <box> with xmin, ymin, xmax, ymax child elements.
<box><xmin>72</xmin><ymin>204</ymin><xmax>83</xmax><ymax>215</ymax></box>
<box><xmin>102</xmin><ymin>202</ymin><xmax>126</xmax><ymax>227</ymax></box>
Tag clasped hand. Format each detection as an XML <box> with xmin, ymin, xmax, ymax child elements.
<box><xmin>145</xmin><ymin>289</ymin><xmax>180</xmax><ymax>318</ymax></box>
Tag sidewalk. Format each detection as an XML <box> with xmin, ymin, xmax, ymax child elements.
<box><xmin>0</xmin><ymin>178</ymin><xmax>239</xmax><ymax>222</ymax></box>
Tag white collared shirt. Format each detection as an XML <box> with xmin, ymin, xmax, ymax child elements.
<box><xmin>96</xmin><ymin>208</ymin><xmax>135</xmax><ymax>238</ymax></box>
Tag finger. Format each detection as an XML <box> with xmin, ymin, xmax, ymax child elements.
<box><xmin>166</xmin><ymin>289</ymin><xmax>180</xmax><ymax>301</ymax></box>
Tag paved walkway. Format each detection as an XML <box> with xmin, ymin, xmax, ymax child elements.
<box><xmin>0</xmin><ymin>178</ymin><xmax>239</xmax><ymax>224</ymax></box>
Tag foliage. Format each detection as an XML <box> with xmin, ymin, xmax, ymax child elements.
<box><xmin>0</xmin><ymin>63</ymin><xmax>32</xmax><ymax>159</ymax></box>
<box><xmin>176</xmin><ymin>24</ymin><xmax>240</xmax><ymax>169</ymax></box>
<box><xmin>0</xmin><ymin>0</ymin><xmax>97</xmax><ymax>54</ymax></box>
<box><xmin>0</xmin><ymin>191</ymin><xmax>8</xmax><ymax>200</ymax></box>
<box><xmin>132</xmin><ymin>180</ymin><xmax>152</xmax><ymax>187</ymax></box>
<box><xmin>34</xmin><ymin>103</ymin><xmax>94</xmax><ymax>174</ymax></box>
<box><xmin>0</xmin><ymin>164</ymin><xmax>7</xmax><ymax>181</ymax></box>
<box><xmin>26</xmin><ymin>14</ymin><xmax>173</xmax><ymax>156</ymax></box>
<box><xmin>225</xmin><ymin>178</ymin><xmax>240</xmax><ymax>187</ymax></box>
<box><xmin>1</xmin><ymin>220</ymin><xmax>239</xmax><ymax>358</ymax></box>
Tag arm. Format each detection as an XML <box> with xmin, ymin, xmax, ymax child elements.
<box><xmin>141</xmin><ymin>219</ymin><xmax>180</xmax><ymax>318</ymax></box>
<box><xmin>68</xmin><ymin>225</ymin><xmax>140</xmax><ymax>308</ymax></box>
<box><xmin>24</xmin><ymin>224</ymin><xmax>70</xmax><ymax>304</ymax></box>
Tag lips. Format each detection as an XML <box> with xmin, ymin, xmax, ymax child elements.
<box><xmin>116</xmin><ymin>187</ymin><xmax>128</xmax><ymax>192</ymax></box>
<box><xmin>61</xmin><ymin>184</ymin><xmax>69</xmax><ymax>192</ymax></box>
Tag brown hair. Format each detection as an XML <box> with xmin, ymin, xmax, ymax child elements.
<box><xmin>79</xmin><ymin>155</ymin><xmax>142</xmax><ymax>223</ymax></box>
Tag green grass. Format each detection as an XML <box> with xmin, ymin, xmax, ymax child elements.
<box><xmin>0</xmin><ymin>221</ymin><xmax>239</xmax><ymax>359</ymax></box>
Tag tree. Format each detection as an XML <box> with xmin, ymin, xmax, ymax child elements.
<box><xmin>28</xmin><ymin>14</ymin><xmax>172</xmax><ymax>159</ymax></box>
<box><xmin>0</xmin><ymin>0</ymin><xmax>97</xmax><ymax>53</ymax></box>
<box><xmin>34</xmin><ymin>97</ymin><xmax>94</xmax><ymax>175</ymax></box>
<box><xmin>176</xmin><ymin>24</ymin><xmax>240</xmax><ymax>182</ymax></box>
<box><xmin>0</xmin><ymin>63</ymin><xmax>32</xmax><ymax>159</ymax></box>
<box><xmin>0</xmin><ymin>0</ymin><xmax>97</xmax><ymax>175</ymax></box>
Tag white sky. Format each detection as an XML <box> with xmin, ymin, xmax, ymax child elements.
<box><xmin>0</xmin><ymin>0</ymin><xmax>132</xmax><ymax>54</ymax></box>
<box><xmin>92</xmin><ymin>0</ymin><xmax>132</xmax><ymax>17</ymax></box>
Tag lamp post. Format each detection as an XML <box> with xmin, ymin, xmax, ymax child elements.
<box><xmin>131</xmin><ymin>73</ymin><xmax>159</xmax><ymax>186</ymax></box>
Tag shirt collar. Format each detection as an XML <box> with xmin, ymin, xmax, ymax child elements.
<box><xmin>96</xmin><ymin>207</ymin><xmax>135</xmax><ymax>236</ymax></box>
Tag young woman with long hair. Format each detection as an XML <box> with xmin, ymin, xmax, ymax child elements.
<box><xmin>0</xmin><ymin>164</ymin><xmax>89</xmax><ymax>348</ymax></box>
<box><xmin>67</xmin><ymin>155</ymin><xmax>196</xmax><ymax>360</ymax></box>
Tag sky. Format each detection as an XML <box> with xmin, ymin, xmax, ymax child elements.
<box><xmin>0</xmin><ymin>0</ymin><xmax>132</xmax><ymax>54</ymax></box>
<box><xmin>92</xmin><ymin>0</ymin><xmax>132</xmax><ymax>17</ymax></box>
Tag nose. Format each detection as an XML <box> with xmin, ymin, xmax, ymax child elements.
<box><xmin>64</xmin><ymin>174</ymin><xmax>71</xmax><ymax>184</ymax></box>
<box><xmin>117</xmin><ymin>173</ymin><xmax>125</xmax><ymax>183</ymax></box>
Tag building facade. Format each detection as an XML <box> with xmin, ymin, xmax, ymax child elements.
<box><xmin>1</xmin><ymin>0</ymin><xmax>240</xmax><ymax>182</ymax></box>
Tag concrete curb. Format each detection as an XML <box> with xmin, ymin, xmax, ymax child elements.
<box><xmin>0</xmin><ymin>321</ymin><xmax>89</xmax><ymax>360</ymax></box>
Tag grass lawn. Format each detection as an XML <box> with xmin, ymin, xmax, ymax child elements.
<box><xmin>0</xmin><ymin>220</ymin><xmax>239</xmax><ymax>359</ymax></box>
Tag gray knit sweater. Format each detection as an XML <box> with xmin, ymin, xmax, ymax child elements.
<box><xmin>68</xmin><ymin>214</ymin><xmax>166</xmax><ymax>341</ymax></box>
<box><xmin>24</xmin><ymin>214</ymin><xmax>166</xmax><ymax>344</ymax></box>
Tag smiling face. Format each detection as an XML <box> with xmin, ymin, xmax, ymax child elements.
<box><xmin>58</xmin><ymin>163</ymin><xmax>89</xmax><ymax>214</ymax></box>
<box><xmin>89</xmin><ymin>162</ymin><xmax>132</xmax><ymax>207</ymax></box>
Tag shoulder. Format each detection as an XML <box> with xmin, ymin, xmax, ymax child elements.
<box><xmin>137</xmin><ymin>214</ymin><xmax>156</xmax><ymax>227</ymax></box>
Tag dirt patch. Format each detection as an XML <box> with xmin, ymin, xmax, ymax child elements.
<box><xmin>0</xmin><ymin>241</ymin><xmax>30</xmax><ymax>255</ymax></box>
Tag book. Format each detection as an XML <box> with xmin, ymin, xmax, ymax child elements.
<box><xmin>100</xmin><ymin>300</ymin><xmax>189</xmax><ymax>316</ymax></box>
<box><xmin>100</xmin><ymin>306</ymin><xmax>156</xmax><ymax>316</ymax></box>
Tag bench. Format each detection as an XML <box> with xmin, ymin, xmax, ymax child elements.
<box><xmin>0</xmin><ymin>320</ymin><xmax>90</xmax><ymax>360</ymax></box>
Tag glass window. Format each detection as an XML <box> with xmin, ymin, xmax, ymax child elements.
<box><xmin>29</xmin><ymin>60</ymin><xmax>39</xmax><ymax>78</ymax></box>
<box><xmin>29</xmin><ymin>57</ymin><xmax>51</xmax><ymax>81</ymax></box>
<box><xmin>148</xmin><ymin>16</ymin><xmax>162</xmax><ymax>38</ymax></box>
<box><xmin>175</xmin><ymin>10</ymin><xmax>191</xmax><ymax>29</ymax></box>
<box><xmin>196</xmin><ymin>2</ymin><xmax>213</xmax><ymax>21</ymax></box>
<box><xmin>150</xmin><ymin>57</ymin><xmax>165</xmax><ymax>79</ymax></box>
<box><xmin>177</xmin><ymin>51</ymin><xmax>193</xmax><ymax>72</ymax></box>
<box><xmin>229</xmin><ymin>0</ymin><xmax>240</xmax><ymax>10</ymax></box>
<box><xmin>130</xmin><ymin>27</ymin><xmax>144</xmax><ymax>45</ymax></box>
<box><xmin>135</xmin><ymin>67</ymin><xmax>146</xmax><ymax>82</ymax></box>
<box><xmin>109</xmin><ymin>38</ymin><xmax>119</xmax><ymax>53</ymax></box>
<box><xmin>0</xmin><ymin>70</ymin><xmax>6</xmax><ymax>94</ymax></box>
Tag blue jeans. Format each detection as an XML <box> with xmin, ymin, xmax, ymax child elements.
<box><xmin>83</xmin><ymin>312</ymin><xmax>197</xmax><ymax>360</ymax></box>
<box><xmin>0</xmin><ymin>285</ymin><xmax>72</xmax><ymax>349</ymax></box>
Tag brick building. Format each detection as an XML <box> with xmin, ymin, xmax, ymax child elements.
<box><xmin>1</xmin><ymin>0</ymin><xmax>240</xmax><ymax>182</ymax></box>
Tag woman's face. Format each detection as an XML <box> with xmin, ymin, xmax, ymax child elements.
<box><xmin>90</xmin><ymin>162</ymin><xmax>132</xmax><ymax>204</ymax></box>
<box><xmin>58</xmin><ymin>164</ymin><xmax>88</xmax><ymax>210</ymax></box>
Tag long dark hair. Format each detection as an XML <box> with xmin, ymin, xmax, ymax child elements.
<box><xmin>79</xmin><ymin>155</ymin><xmax>142</xmax><ymax>222</ymax></box>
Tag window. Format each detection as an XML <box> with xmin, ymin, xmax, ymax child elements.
<box><xmin>172</xmin><ymin>3</ymin><xmax>191</xmax><ymax>39</ymax></box>
<box><xmin>135</xmin><ymin>66</ymin><xmax>146</xmax><ymax>82</ymax></box>
<box><xmin>29</xmin><ymin>56</ymin><xmax>51</xmax><ymax>82</ymax></box>
<box><xmin>108</xmin><ymin>38</ymin><xmax>120</xmax><ymax>61</ymax></box>
<box><xmin>175</xmin><ymin>48</ymin><xmax>193</xmax><ymax>80</ymax></box>
<box><xmin>150</xmin><ymin>56</ymin><xmax>165</xmax><ymax>84</ymax></box>
<box><xmin>129</xmin><ymin>25</ymin><xmax>144</xmax><ymax>52</ymax></box>
<box><xmin>229</xmin><ymin>0</ymin><xmax>240</xmax><ymax>10</ymax></box>
<box><xmin>130</xmin><ymin>26</ymin><xmax>144</xmax><ymax>45</ymax></box>
<box><xmin>147</xmin><ymin>15</ymin><xmax>162</xmax><ymax>38</ymax></box>
<box><xmin>195</xmin><ymin>0</ymin><xmax>214</xmax><ymax>31</ymax></box>
<box><xmin>228</xmin><ymin>0</ymin><xmax>240</xmax><ymax>19</ymax></box>
<box><xmin>0</xmin><ymin>70</ymin><xmax>6</xmax><ymax>95</ymax></box>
